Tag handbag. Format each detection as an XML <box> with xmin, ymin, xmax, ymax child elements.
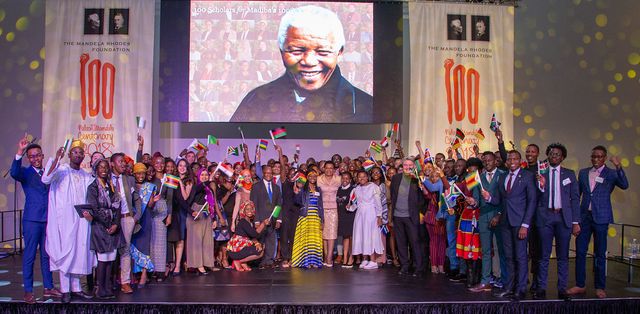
<box><xmin>213</xmin><ymin>202</ymin><xmax>231</xmax><ymax>241</ymax></box>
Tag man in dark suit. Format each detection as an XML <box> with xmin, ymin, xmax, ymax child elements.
<box><xmin>110</xmin><ymin>153</ymin><xmax>142</xmax><ymax>294</ymax></box>
<box><xmin>470</xmin><ymin>152</ymin><xmax>506</xmax><ymax>292</ymax></box>
<box><xmin>522</xmin><ymin>143</ymin><xmax>542</xmax><ymax>293</ymax></box>
<box><xmin>250</xmin><ymin>165</ymin><xmax>282</xmax><ymax>268</ymax></box>
<box><xmin>11</xmin><ymin>136</ymin><xmax>61</xmax><ymax>303</ymax></box>
<box><xmin>532</xmin><ymin>143</ymin><xmax>580</xmax><ymax>300</ymax></box>
<box><xmin>568</xmin><ymin>145</ymin><xmax>628</xmax><ymax>299</ymax></box>
<box><xmin>390</xmin><ymin>158</ymin><xmax>426</xmax><ymax>277</ymax></box>
<box><xmin>486</xmin><ymin>150</ymin><xmax>537</xmax><ymax>301</ymax></box>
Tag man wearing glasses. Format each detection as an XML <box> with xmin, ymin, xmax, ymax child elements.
<box><xmin>11</xmin><ymin>135</ymin><xmax>61</xmax><ymax>303</ymax></box>
<box><xmin>568</xmin><ymin>145</ymin><xmax>628</xmax><ymax>299</ymax></box>
<box><xmin>231</xmin><ymin>5</ymin><xmax>373</xmax><ymax>123</ymax></box>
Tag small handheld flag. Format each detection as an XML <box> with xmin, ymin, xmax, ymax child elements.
<box><xmin>369</xmin><ymin>141</ymin><xmax>382</xmax><ymax>153</ymax></box>
<box><xmin>162</xmin><ymin>174</ymin><xmax>180</xmax><ymax>189</ymax></box>
<box><xmin>451</xmin><ymin>138</ymin><xmax>462</xmax><ymax>150</ymax></box>
<box><xmin>475</xmin><ymin>128</ymin><xmax>485</xmax><ymax>141</ymax></box>
<box><xmin>455</xmin><ymin>128</ymin><xmax>466</xmax><ymax>141</ymax></box>
<box><xmin>392</xmin><ymin>123</ymin><xmax>399</xmax><ymax>134</ymax></box>
<box><xmin>226</xmin><ymin>146</ymin><xmax>239</xmax><ymax>156</ymax></box>
<box><xmin>190</xmin><ymin>139</ymin><xmax>207</xmax><ymax>151</ymax></box>
<box><xmin>386</xmin><ymin>129</ymin><xmax>393</xmax><ymax>138</ymax></box>
<box><xmin>215</xmin><ymin>162</ymin><xmax>234</xmax><ymax>177</ymax></box>
<box><xmin>238</xmin><ymin>127</ymin><xmax>246</xmax><ymax>144</ymax></box>
<box><xmin>207</xmin><ymin>135</ymin><xmax>219</xmax><ymax>145</ymax></box>
<box><xmin>270</xmin><ymin>127</ymin><xmax>287</xmax><ymax>139</ymax></box>
<box><xmin>292</xmin><ymin>171</ymin><xmax>307</xmax><ymax>184</ymax></box>
<box><xmin>136</xmin><ymin>116</ymin><xmax>146</xmax><ymax>129</ymax></box>
<box><xmin>465</xmin><ymin>170</ymin><xmax>481</xmax><ymax>191</ymax></box>
<box><xmin>62</xmin><ymin>138</ymin><xmax>73</xmax><ymax>154</ymax></box>
<box><xmin>380</xmin><ymin>224</ymin><xmax>389</xmax><ymax>235</ymax></box>
<box><xmin>268</xmin><ymin>130</ymin><xmax>277</xmax><ymax>146</ymax></box>
<box><xmin>258</xmin><ymin>139</ymin><xmax>269</xmax><ymax>150</ymax></box>
<box><xmin>348</xmin><ymin>189</ymin><xmax>358</xmax><ymax>209</ymax></box>
<box><xmin>490</xmin><ymin>114</ymin><xmax>501</xmax><ymax>132</ymax></box>
<box><xmin>538</xmin><ymin>159</ymin><xmax>550</xmax><ymax>174</ymax></box>
<box><xmin>270</xmin><ymin>205</ymin><xmax>282</xmax><ymax>219</ymax></box>
<box><xmin>363</xmin><ymin>158</ymin><xmax>376</xmax><ymax>172</ymax></box>
<box><xmin>380</xmin><ymin>137</ymin><xmax>389</xmax><ymax>148</ymax></box>
<box><xmin>194</xmin><ymin>202</ymin><xmax>210</xmax><ymax>220</ymax></box>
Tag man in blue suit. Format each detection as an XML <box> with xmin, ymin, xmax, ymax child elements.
<box><xmin>533</xmin><ymin>143</ymin><xmax>580</xmax><ymax>300</ymax></box>
<box><xmin>568</xmin><ymin>145</ymin><xmax>628</xmax><ymax>299</ymax></box>
<box><xmin>486</xmin><ymin>150</ymin><xmax>537</xmax><ymax>301</ymax></box>
<box><xmin>10</xmin><ymin>135</ymin><xmax>61</xmax><ymax>303</ymax></box>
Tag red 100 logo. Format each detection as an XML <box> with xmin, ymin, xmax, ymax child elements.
<box><xmin>444</xmin><ymin>59</ymin><xmax>479</xmax><ymax>125</ymax></box>
<box><xmin>80</xmin><ymin>53</ymin><xmax>115</xmax><ymax>120</ymax></box>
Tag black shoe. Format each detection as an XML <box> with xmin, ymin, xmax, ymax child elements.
<box><xmin>449</xmin><ymin>273</ymin><xmax>467</xmax><ymax>282</ymax></box>
<box><xmin>61</xmin><ymin>293</ymin><xmax>71</xmax><ymax>304</ymax></box>
<box><xmin>72</xmin><ymin>291</ymin><xmax>93</xmax><ymax>300</ymax></box>
<box><xmin>558</xmin><ymin>292</ymin><xmax>572</xmax><ymax>301</ymax></box>
<box><xmin>493</xmin><ymin>289</ymin><xmax>513</xmax><ymax>298</ymax></box>
<box><xmin>529</xmin><ymin>283</ymin><xmax>538</xmax><ymax>293</ymax></box>
<box><xmin>446</xmin><ymin>269</ymin><xmax>459</xmax><ymax>279</ymax></box>
<box><xmin>533</xmin><ymin>290</ymin><xmax>546</xmax><ymax>300</ymax></box>
<box><xmin>197</xmin><ymin>270</ymin><xmax>209</xmax><ymax>276</ymax></box>
<box><xmin>509</xmin><ymin>292</ymin><xmax>526</xmax><ymax>302</ymax></box>
<box><xmin>398</xmin><ymin>268</ymin><xmax>410</xmax><ymax>276</ymax></box>
<box><xmin>412</xmin><ymin>271</ymin><xmax>425</xmax><ymax>278</ymax></box>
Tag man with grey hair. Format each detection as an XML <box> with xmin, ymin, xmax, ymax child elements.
<box><xmin>231</xmin><ymin>5</ymin><xmax>372</xmax><ymax>123</ymax></box>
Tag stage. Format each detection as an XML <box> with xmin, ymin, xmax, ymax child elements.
<box><xmin>1</xmin><ymin>254</ymin><xmax>639</xmax><ymax>313</ymax></box>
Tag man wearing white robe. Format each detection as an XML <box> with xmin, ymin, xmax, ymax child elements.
<box><xmin>42</xmin><ymin>140</ymin><xmax>96</xmax><ymax>302</ymax></box>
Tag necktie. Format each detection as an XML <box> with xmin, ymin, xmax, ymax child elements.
<box><xmin>115</xmin><ymin>176</ymin><xmax>121</xmax><ymax>195</ymax></box>
<box><xmin>506</xmin><ymin>172</ymin><xmax>514</xmax><ymax>193</ymax></box>
<box><xmin>37</xmin><ymin>169</ymin><xmax>43</xmax><ymax>176</ymax></box>
<box><xmin>487</xmin><ymin>172</ymin><xmax>493</xmax><ymax>183</ymax></box>
<box><xmin>267</xmin><ymin>182</ymin><xmax>273</xmax><ymax>203</ymax></box>
<box><xmin>589</xmin><ymin>168</ymin><xmax>598</xmax><ymax>192</ymax></box>
<box><xmin>551</xmin><ymin>169</ymin><xmax>557</xmax><ymax>208</ymax></box>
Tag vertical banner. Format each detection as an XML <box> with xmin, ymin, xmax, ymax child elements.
<box><xmin>43</xmin><ymin>0</ymin><xmax>155</xmax><ymax>169</ymax></box>
<box><xmin>408</xmin><ymin>3</ymin><xmax>514</xmax><ymax>158</ymax></box>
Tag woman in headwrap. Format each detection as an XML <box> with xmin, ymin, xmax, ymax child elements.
<box><xmin>231</xmin><ymin>169</ymin><xmax>253</xmax><ymax>232</ymax></box>
<box><xmin>227</xmin><ymin>200</ymin><xmax>270</xmax><ymax>271</ymax></box>
<box><xmin>130</xmin><ymin>163</ymin><xmax>157</xmax><ymax>287</ymax></box>
<box><xmin>186</xmin><ymin>169</ymin><xmax>224</xmax><ymax>275</ymax></box>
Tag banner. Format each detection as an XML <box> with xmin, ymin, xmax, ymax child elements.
<box><xmin>43</xmin><ymin>0</ymin><xmax>155</xmax><ymax>169</ymax></box>
<box><xmin>408</xmin><ymin>3</ymin><xmax>514</xmax><ymax>158</ymax></box>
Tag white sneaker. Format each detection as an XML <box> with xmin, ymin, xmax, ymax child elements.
<box><xmin>359</xmin><ymin>260</ymin><xmax>369</xmax><ymax>269</ymax></box>
<box><xmin>364</xmin><ymin>262</ymin><xmax>379</xmax><ymax>270</ymax></box>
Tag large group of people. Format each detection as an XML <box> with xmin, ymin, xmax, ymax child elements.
<box><xmin>12</xmin><ymin>129</ymin><xmax>628</xmax><ymax>304</ymax></box>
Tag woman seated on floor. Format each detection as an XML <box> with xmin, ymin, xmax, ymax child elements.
<box><xmin>227</xmin><ymin>200</ymin><xmax>270</xmax><ymax>271</ymax></box>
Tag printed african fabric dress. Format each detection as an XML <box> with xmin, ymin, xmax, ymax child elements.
<box><xmin>131</xmin><ymin>182</ymin><xmax>156</xmax><ymax>273</ymax></box>
<box><xmin>455</xmin><ymin>205</ymin><xmax>480</xmax><ymax>260</ymax></box>
<box><xmin>291</xmin><ymin>192</ymin><xmax>323</xmax><ymax>268</ymax></box>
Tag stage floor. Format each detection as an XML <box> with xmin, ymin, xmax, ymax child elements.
<box><xmin>1</xmin><ymin>254</ymin><xmax>639</xmax><ymax>305</ymax></box>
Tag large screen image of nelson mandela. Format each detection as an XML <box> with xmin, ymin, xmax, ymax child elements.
<box><xmin>189</xmin><ymin>2</ymin><xmax>374</xmax><ymax>123</ymax></box>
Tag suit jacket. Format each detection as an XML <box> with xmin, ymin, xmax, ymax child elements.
<box><xmin>490</xmin><ymin>169</ymin><xmax>537</xmax><ymax>228</ymax></box>
<box><xmin>114</xmin><ymin>174</ymin><xmax>142</xmax><ymax>221</ymax></box>
<box><xmin>578</xmin><ymin>166</ymin><xmax>629</xmax><ymax>224</ymax></box>
<box><xmin>250</xmin><ymin>179</ymin><xmax>282</xmax><ymax>222</ymax></box>
<box><xmin>536</xmin><ymin>167</ymin><xmax>580</xmax><ymax>228</ymax></box>
<box><xmin>10</xmin><ymin>157</ymin><xmax>48</xmax><ymax>222</ymax></box>
<box><xmin>479</xmin><ymin>168</ymin><xmax>506</xmax><ymax>215</ymax></box>
<box><xmin>389</xmin><ymin>173</ymin><xmax>425</xmax><ymax>225</ymax></box>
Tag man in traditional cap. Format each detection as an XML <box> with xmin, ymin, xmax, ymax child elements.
<box><xmin>42</xmin><ymin>139</ymin><xmax>96</xmax><ymax>303</ymax></box>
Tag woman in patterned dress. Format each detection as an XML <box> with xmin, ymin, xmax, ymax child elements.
<box><xmin>291</xmin><ymin>171</ymin><xmax>324</xmax><ymax>268</ymax></box>
<box><xmin>131</xmin><ymin>163</ymin><xmax>156</xmax><ymax>287</ymax></box>
<box><xmin>227</xmin><ymin>200</ymin><xmax>270</xmax><ymax>271</ymax></box>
